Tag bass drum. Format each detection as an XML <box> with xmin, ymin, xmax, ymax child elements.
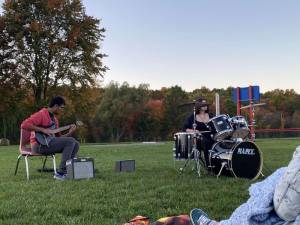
<box><xmin>209</xmin><ymin>141</ymin><xmax>263</xmax><ymax>179</ymax></box>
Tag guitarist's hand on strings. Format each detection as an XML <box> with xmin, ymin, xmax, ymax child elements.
<box><xmin>67</xmin><ymin>124</ymin><xmax>77</xmax><ymax>135</ymax></box>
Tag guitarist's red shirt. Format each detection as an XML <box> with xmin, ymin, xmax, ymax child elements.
<box><xmin>21</xmin><ymin>108</ymin><xmax>60</xmax><ymax>147</ymax></box>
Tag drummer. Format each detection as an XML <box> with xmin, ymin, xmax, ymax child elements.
<box><xmin>183</xmin><ymin>98</ymin><xmax>215</xmax><ymax>168</ymax></box>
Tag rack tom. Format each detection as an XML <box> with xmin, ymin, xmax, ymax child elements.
<box><xmin>207</xmin><ymin>115</ymin><xmax>233</xmax><ymax>141</ymax></box>
<box><xmin>230</xmin><ymin>116</ymin><xmax>250</xmax><ymax>139</ymax></box>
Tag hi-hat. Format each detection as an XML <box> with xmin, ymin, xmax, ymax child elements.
<box><xmin>240</xmin><ymin>103</ymin><xmax>266</xmax><ymax>109</ymax></box>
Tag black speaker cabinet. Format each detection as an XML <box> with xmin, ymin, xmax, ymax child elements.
<box><xmin>115</xmin><ymin>160</ymin><xmax>135</xmax><ymax>172</ymax></box>
<box><xmin>66</xmin><ymin>157</ymin><xmax>95</xmax><ymax>179</ymax></box>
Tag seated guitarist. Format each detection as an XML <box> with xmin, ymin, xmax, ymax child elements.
<box><xmin>21</xmin><ymin>96</ymin><xmax>79</xmax><ymax>180</ymax></box>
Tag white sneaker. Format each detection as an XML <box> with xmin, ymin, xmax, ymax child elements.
<box><xmin>53</xmin><ymin>172</ymin><xmax>66</xmax><ymax>181</ymax></box>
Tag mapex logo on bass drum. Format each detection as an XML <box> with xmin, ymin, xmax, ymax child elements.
<box><xmin>237</xmin><ymin>148</ymin><xmax>256</xmax><ymax>155</ymax></box>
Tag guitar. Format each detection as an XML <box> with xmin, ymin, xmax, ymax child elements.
<box><xmin>35</xmin><ymin>121</ymin><xmax>83</xmax><ymax>146</ymax></box>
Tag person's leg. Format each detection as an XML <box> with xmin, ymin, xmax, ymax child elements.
<box><xmin>199</xmin><ymin>135</ymin><xmax>214</xmax><ymax>168</ymax></box>
<box><xmin>57</xmin><ymin>137</ymin><xmax>79</xmax><ymax>172</ymax></box>
<box><xmin>190</xmin><ymin>208</ymin><xmax>219</xmax><ymax>225</ymax></box>
<box><xmin>38</xmin><ymin>137</ymin><xmax>79</xmax><ymax>173</ymax></box>
<box><xmin>71</xmin><ymin>140</ymin><xmax>79</xmax><ymax>158</ymax></box>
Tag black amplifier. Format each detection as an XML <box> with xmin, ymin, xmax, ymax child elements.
<box><xmin>66</xmin><ymin>157</ymin><xmax>95</xmax><ymax>179</ymax></box>
<box><xmin>115</xmin><ymin>159</ymin><xmax>135</xmax><ymax>172</ymax></box>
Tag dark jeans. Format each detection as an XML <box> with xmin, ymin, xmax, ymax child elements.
<box><xmin>33</xmin><ymin>137</ymin><xmax>79</xmax><ymax>172</ymax></box>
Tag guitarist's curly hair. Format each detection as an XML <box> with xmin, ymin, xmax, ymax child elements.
<box><xmin>49</xmin><ymin>96</ymin><xmax>65</xmax><ymax>107</ymax></box>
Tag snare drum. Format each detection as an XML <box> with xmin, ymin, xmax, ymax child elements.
<box><xmin>173</xmin><ymin>132</ymin><xmax>199</xmax><ymax>160</ymax></box>
<box><xmin>209</xmin><ymin>141</ymin><xmax>263</xmax><ymax>179</ymax></box>
<box><xmin>230</xmin><ymin>116</ymin><xmax>250</xmax><ymax>139</ymax></box>
<box><xmin>207</xmin><ymin>115</ymin><xmax>233</xmax><ymax>141</ymax></box>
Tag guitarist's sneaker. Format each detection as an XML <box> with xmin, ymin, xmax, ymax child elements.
<box><xmin>53</xmin><ymin>171</ymin><xmax>66</xmax><ymax>181</ymax></box>
<box><xmin>190</xmin><ymin>208</ymin><xmax>218</xmax><ymax>225</ymax></box>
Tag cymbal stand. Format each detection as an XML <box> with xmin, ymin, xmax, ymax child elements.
<box><xmin>179</xmin><ymin>102</ymin><xmax>203</xmax><ymax>177</ymax></box>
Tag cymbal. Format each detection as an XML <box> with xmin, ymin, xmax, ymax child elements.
<box><xmin>240</xmin><ymin>103</ymin><xmax>266</xmax><ymax>109</ymax></box>
<box><xmin>178</xmin><ymin>100</ymin><xmax>198</xmax><ymax>107</ymax></box>
<box><xmin>179</xmin><ymin>99</ymin><xmax>211</xmax><ymax>107</ymax></box>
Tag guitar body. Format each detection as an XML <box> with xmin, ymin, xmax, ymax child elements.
<box><xmin>35</xmin><ymin>121</ymin><xmax>83</xmax><ymax>146</ymax></box>
<box><xmin>35</xmin><ymin>132</ymin><xmax>54</xmax><ymax>146</ymax></box>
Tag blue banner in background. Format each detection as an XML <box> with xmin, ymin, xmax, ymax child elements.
<box><xmin>232</xmin><ymin>86</ymin><xmax>260</xmax><ymax>103</ymax></box>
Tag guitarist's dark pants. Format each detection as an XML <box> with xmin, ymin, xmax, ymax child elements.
<box><xmin>33</xmin><ymin>137</ymin><xmax>79</xmax><ymax>173</ymax></box>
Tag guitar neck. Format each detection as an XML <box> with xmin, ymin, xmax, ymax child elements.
<box><xmin>52</xmin><ymin>124</ymin><xmax>72</xmax><ymax>134</ymax></box>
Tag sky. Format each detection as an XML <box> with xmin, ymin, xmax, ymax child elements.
<box><xmin>1</xmin><ymin>0</ymin><xmax>300</xmax><ymax>93</ymax></box>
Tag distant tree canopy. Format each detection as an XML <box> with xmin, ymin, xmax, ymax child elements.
<box><xmin>94</xmin><ymin>82</ymin><xmax>150</xmax><ymax>142</ymax></box>
<box><xmin>1</xmin><ymin>79</ymin><xmax>300</xmax><ymax>143</ymax></box>
<box><xmin>0</xmin><ymin>0</ymin><xmax>107</xmax><ymax>106</ymax></box>
<box><xmin>1</xmin><ymin>2</ymin><xmax>300</xmax><ymax>143</ymax></box>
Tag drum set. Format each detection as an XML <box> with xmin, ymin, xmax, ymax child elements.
<box><xmin>173</xmin><ymin>112</ymin><xmax>263</xmax><ymax>180</ymax></box>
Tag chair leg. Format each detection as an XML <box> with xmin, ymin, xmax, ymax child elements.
<box><xmin>25</xmin><ymin>155</ymin><xmax>29</xmax><ymax>180</ymax></box>
<box><xmin>42</xmin><ymin>156</ymin><xmax>48</xmax><ymax>170</ymax></box>
<box><xmin>52</xmin><ymin>155</ymin><xmax>57</xmax><ymax>174</ymax></box>
<box><xmin>14</xmin><ymin>154</ymin><xmax>22</xmax><ymax>175</ymax></box>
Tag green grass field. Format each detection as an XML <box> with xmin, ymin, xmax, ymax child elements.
<box><xmin>0</xmin><ymin>139</ymin><xmax>298</xmax><ymax>225</ymax></box>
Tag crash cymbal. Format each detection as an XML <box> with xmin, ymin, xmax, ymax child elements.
<box><xmin>240</xmin><ymin>103</ymin><xmax>266</xmax><ymax>109</ymax></box>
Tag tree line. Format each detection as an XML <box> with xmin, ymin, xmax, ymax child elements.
<box><xmin>1</xmin><ymin>0</ymin><xmax>300</xmax><ymax>143</ymax></box>
<box><xmin>2</xmin><ymin>82</ymin><xmax>300</xmax><ymax>143</ymax></box>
